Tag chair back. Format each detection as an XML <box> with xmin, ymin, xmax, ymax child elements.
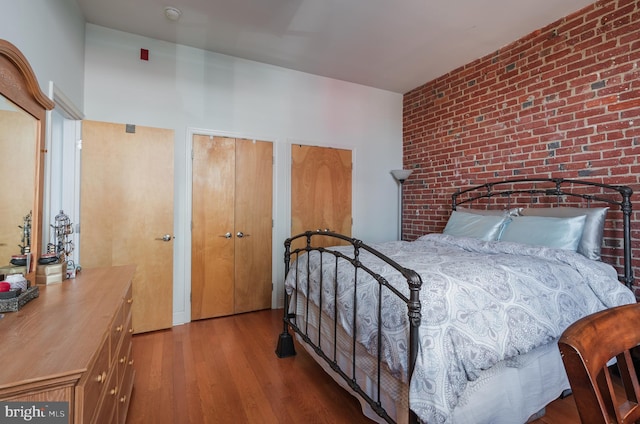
<box><xmin>558</xmin><ymin>303</ymin><xmax>640</xmax><ymax>424</ymax></box>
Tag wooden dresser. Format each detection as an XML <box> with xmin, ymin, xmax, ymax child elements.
<box><xmin>0</xmin><ymin>265</ymin><xmax>136</xmax><ymax>424</ymax></box>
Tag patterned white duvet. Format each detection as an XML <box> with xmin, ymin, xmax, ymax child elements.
<box><xmin>284</xmin><ymin>233</ymin><xmax>636</xmax><ymax>423</ymax></box>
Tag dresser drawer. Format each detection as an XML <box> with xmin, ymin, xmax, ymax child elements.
<box><xmin>123</xmin><ymin>284</ymin><xmax>133</xmax><ymax>326</ymax></box>
<box><xmin>116</xmin><ymin>312</ymin><xmax>132</xmax><ymax>384</ymax></box>
<box><xmin>92</xmin><ymin>366</ymin><xmax>118</xmax><ymax>424</ymax></box>
<box><xmin>117</xmin><ymin>343</ymin><xmax>135</xmax><ymax>424</ymax></box>
<box><xmin>110</xmin><ymin>301</ymin><xmax>126</xmax><ymax>360</ymax></box>
<box><xmin>76</xmin><ymin>334</ymin><xmax>110</xmax><ymax>424</ymax></box>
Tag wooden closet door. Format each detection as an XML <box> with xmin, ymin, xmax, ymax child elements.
<box><xmin>191</xmin><ymin>136</ymin><xmax>235</xmax><ymax>320</ymax></box>
<box><xmin>234</xmin><ymin>139</ymin><xmax>272</xmax><ymax>313</ymax></box>
<box><xmin>191</xmin><ymin>136</ymin><xmax>273</xmax><ymax>320</ymax></box>
<box><xmin>80</xmin><ymin>120</ymin><xmax>174</xmax><ymax>334</ymax></box>
<box><xmin>291</xmin><ymin>145</ymin><xmax>352</xmax><ymax>248</ymax></box>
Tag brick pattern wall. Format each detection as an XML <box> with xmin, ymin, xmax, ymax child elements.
<box><xmin>402</xmin><ymin>0</ymin><xmax>640</xmax><ymax>289</ymax></box>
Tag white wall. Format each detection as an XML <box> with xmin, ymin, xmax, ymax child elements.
<box><xmin>84</xmin><ymin>25</ymin><xmax>404</xmax><ymax>325</ymax></box>
<box><xmin>0</xmin><ymin>2</ymin><xmax>404</xmax><ymax>325</ymax></box>
<box><xmin>0</xmin><ymin>0</ymin><xmax>86</xmax><ymax>111</ymax></box>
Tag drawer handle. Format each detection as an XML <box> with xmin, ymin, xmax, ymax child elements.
<box><xmin>127</xmin><ymin>298</ymin><xmax>133</xmax><ymax>304</ymax></box>
<box><xmin>128</xmin><ymin>359</ymin><xmax>135</xmax><ymax>366</ymax></box>
<box><xmin>129</xmin><ymin>327</ymin><xmax>134</xmax><ymax>334</ymax></box>
<box><xmin>120</xmin><ymin>395</ymin><xmax>127</xmax><ymax>403</ymax></box>
<box><xmin>96</xmin><ymin>371</ymin><xmax>107</xmax><ymax>383</ymax></box>
<box><xmin>116</xmin><ymin>325</ymin><xmax>124</xmax><ymax>332</ymax></box>
<box><xmin>110</xmin><ymin>386</ymin><xmax>118</xmax><ymax>396</ymax></box>
<box><xmin>120</xmin><ymin>356</ymin><xmax>127</xmax><ymax>364</ymax></box>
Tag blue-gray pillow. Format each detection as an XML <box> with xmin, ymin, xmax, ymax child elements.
<box><xmin>456</xmin><ymin>206</ymin><xmax>522</xmax><ymax>217</ymax></box>
<box><xmin>499</xmin><ymin>215</ymin><xmax>587</xmax><ymax>251</ymax></box>
<box><xmin>443</xmin><ymin>211</ymin><xmax>508</xmax><ymax>241</ymax></box>
<box><xmin>520</xmin><ymin>207</ymin><xmax>608</xmax><ymax>260</ymax></box>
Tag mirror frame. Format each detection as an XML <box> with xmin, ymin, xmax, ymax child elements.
<box><xmin>0</xmin><ymin>39</ymin><xmax>55</xmax><ymax>283</ymax></box>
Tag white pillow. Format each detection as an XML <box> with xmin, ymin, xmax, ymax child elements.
<box><xmin>499</xmin><ymin>215</ymin><xmax>587</xmax><ymax>251</ymax></box>
<box><xmin>443</xmin><ymin>211</ymin><xmax>509</xmax><ymax>241</ymax></box>
<box><xmin>520</xmin><ymin>207</ymin><xmax>608</xmax><ymax>260</ymax></box>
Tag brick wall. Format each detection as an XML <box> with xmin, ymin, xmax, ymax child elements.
<box><xmin>402</xmin><ymin>0</ymin><xmax>640</xmax><ymax>289</ymax></box>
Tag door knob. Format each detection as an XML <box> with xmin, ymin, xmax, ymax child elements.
<box><xmin>219</xmin><ymin>232</ymin><xmax>232</xmax><ymax>239</ymax></box>
<box><xmin>236</xmin><ymin>232</ymin><xmax>250</xmax><ymax>238</ymax></box>
<box><xmin>155</xmin><ymin>234</ymin><xmax>173</xmax><ymax>242</ymax></box>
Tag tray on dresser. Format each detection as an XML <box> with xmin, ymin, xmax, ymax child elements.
<box><xmin>0</xmin><ymin>285</ymin><xmax>39</xmax><ymax>312</ymax></box>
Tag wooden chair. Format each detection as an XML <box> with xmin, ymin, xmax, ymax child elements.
<box><xmin>558</xmin><ymin>303</ymin><xmax>640</xmax><ymax>424</ymax></box>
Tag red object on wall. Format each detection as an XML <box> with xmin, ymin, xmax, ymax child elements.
<box><xmin>140</xmin><ymin>48</ymin><xmax>149</xmax><ymax>61</ymax></box>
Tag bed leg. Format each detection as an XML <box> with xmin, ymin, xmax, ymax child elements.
<box><xmin>276</xmin><ymin>330</ymin><xmax>296</xmax><ymax>358</ymax></box>
<box><xmin>275</xmin><ymin>302</ymin><xmax>296</xmax><ymax>358</ymax></box>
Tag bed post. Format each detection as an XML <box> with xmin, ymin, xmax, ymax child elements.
<box><xmin>407</xmin><ymin>269</ymin><xmax>422</xmax><ymax>424</ymax></box>
<box><xmin>621</xmin><ymin>186</ymin><xmax>634</xmax><ymax>289</ymax></box>
<box><xmin>276</xmin><ymin>237</ymin><xmax>296</xmax><ymax>358</ymax></box>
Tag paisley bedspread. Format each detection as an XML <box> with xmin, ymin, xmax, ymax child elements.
<box><xmin>284</xmin><ymin>233</ymin><xmax>636</xmax><ymax>423</ymax></box>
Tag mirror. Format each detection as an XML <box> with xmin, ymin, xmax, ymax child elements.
<box><xmin>0</xmin><ymin>39</ymin><xmax>54</xmax><ymax>283</ymax></box>
<box><xmin>0</xmin><ymin>96</ymin><xmax>37</xmax><ymax>262</ymax></box>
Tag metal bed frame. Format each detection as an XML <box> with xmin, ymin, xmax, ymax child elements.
<box><xmin>275</xmin><ymin>178</ymin><xmax>634</xmax><ymax>424</ymax></box>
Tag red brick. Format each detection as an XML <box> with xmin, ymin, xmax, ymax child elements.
<box><xmin>402</xmin><ymin>0</ymin><xmax>639</xmax><ymax>273</ymax></box>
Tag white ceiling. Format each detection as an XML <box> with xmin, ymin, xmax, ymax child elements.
<box><xmin>75</xmin><ymin>0</ymin><xmax>595</xmax><ymax>94</ymax></box>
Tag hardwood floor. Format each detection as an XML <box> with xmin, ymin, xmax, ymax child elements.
<box><xmin>126</xmin><ymin>309</ymin><xmax>582</xmax><ymax>424</ymax></box>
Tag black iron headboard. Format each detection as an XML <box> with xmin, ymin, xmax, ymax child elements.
<box><xmin>451</xmin><ymin>178</ymin><xmax>634</xmax><ymax>288</ymax></box>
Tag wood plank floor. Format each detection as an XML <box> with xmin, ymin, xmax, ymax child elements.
<box><xmin>125</xmin><ymin>309</ymin><xmax>582</xmax><ymax>424</ymax></box>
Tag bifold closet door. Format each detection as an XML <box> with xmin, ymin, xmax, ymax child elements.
<box><xmin>80</xmin><ymin>120</ymin><xmax>174</xmax><ymax>334</ymax></box>
<box><xmin>191</xmin><ymin>135</ymin><xmax>272</xmax><ymax>320</ymax></box>
<box><xmin>291</xmin><ymin>144</ymin><xmax>352</xmax><ymax>250</ymax></box>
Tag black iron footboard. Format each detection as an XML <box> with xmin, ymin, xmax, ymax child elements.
<box><xmin>275</xmin><ymin>230</ymin><xmax>423</xmax><ymax>424</ymax></box>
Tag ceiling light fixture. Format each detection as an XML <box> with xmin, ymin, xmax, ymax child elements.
<box><xmin>164</xmin><ymin>6</ymin><xmax>182</xmax><ymax>21</ymax></box>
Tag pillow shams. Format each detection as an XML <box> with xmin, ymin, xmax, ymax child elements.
<box><xmin>456</xmin><ymin>206</ymin><xmax>522</xmax><ymax>217</ymax></box>
<box><xmin>499</xmin><ymin>215</ymin><xmax>587</xmax><ymax>251</ymax></box>
<box><xmin>443</xmin><ymin>211</ymin><xmax>508</xmax><ymax>241</ymax></box>
<box><xmin>520</xmin><ymin>207</ymin><xmax>608</xmax><ymax>260</ymax></box>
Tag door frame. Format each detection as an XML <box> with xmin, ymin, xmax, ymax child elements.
<box><xmin>183</xmin><ymin>127</ymin><xmax>278</xmax><ymax>323</ymax></box>
<box><xmin>43</xmin><ymin>82</ymin><xmax>83</xmax><ymax>267</ymax></box>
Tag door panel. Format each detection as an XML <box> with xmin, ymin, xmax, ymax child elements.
<box><xmin>234</xmin><ymin>139</ymin><xmax>273</xmax><ymax>313</ymax></box>
<box><xmin>191</xmin><ymin>136</ymin><xmax>235</xmax><ymax>320</ymax></box>
<box><xmin>291</xmin><ymin>145</ymin><xmax>352</xmax><ymax>249</ymax></box>
<box><xmin>81</xmin><ymin>120</ymin><xmax>174</xmax><ymax>334</ymax></box>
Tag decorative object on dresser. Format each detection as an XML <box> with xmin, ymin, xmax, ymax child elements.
<box><xmin>0</xmin><ymin>265</ymin><xmax>136</xmax><ymax>424</ymax></box>
<box><xmin>36</xmin><ymin>210</ymin><xmax>76</xmax><ymax>284</ymax></box>
<box><xmin>48</xmin><ymin>209</ymin><xmax>76</xmax><ymax>278</ymax></box>
<box><xmin>276</xmin><ymin>177</ymin><xmax>636</xmax><ymax>424</ymax></box>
